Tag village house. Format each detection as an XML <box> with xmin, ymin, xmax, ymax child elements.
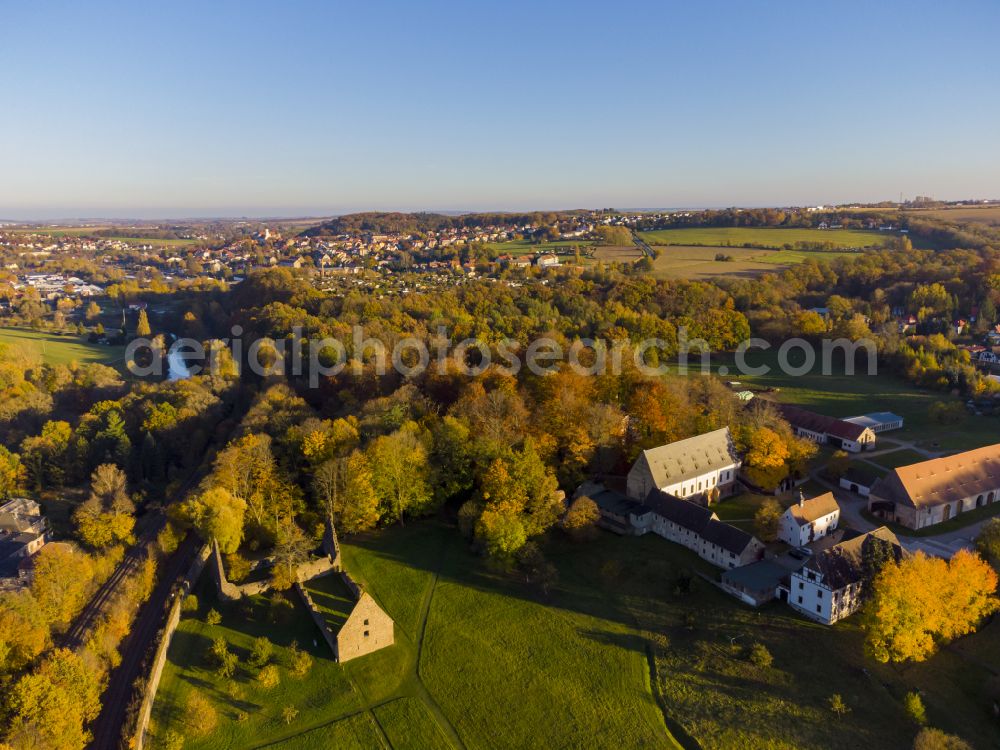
<box><xmin>775</xmin><ymin>404</ymin><xmax>876</xmax><ymax>453</ymax></box>
<box><xmin>0</xmin><ymin>498</ymin><xmax>50</xmax><ymax>589</ymax></box>
<box><xmin>778</xmin><ymin>491</ymin><xmax>840</xmax><ymax>547</ymax></box>
<box><xmin>535</xmin><ymin>253</ymin><xmax>560</xmax><ymax>268</ymax></box>
<box><xmin>868</xmin><ymin>443</ymin><xmax>1000</xmax><ymax>529</ymax></box>
<box><xmin>786</xmin><ymin>527</ymin><xmax>904</xmax><ymax>625</ymax></box>
<box><xmin>626</xmin><ymin>427</ymin><xmax>741</xmax><ymax>504</ymax></box>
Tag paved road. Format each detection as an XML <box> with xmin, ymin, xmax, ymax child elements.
<box><xmin>88</xmin><ymin>532</ymin><xmax>199</xmax><ymax>750</ymax></box>
<box><xmin>632</xmin><ymin>231</ymin><xmax>654</xmax><ymax>258</ymax></box>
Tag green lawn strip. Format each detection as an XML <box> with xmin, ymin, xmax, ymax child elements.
<box><xmin>372</xmin><ymin>697</ymin><xmax>453</xmax><ymax>750</ymax></box>
<box><xmin>339</xmin><ymin>525</ymin><xmax>440</xmax><ymax>641</ymax></box>
<box><xmin>340</xmin><ymin>524</ymin><xmax>466</xmax><ymax>748</ymax></box>
<box><xmin>851</xmin><ymin>460</ymin><xmax>890</xmax><ymax>478</ymax></box>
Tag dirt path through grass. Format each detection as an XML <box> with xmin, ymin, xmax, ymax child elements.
<box><xmin>412</xmin><ymin>571</ymin><xmax>467</xmax><ymax>749</ymax></box>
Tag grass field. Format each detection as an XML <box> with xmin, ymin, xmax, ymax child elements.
<box><xmin>372</xmin><ymin>698</ymin><xmax>453</xmax><ymax>750</ymax></box>
<box><xmin>150</xmin><ymin>522</ymin><xmax>1000</xmax><ymax>749</ymax></box>
<box><xmin>101</xmin><ymin>235</ymin><xmax>200</xmax><ymax>247</ymax></box>
<box><xmin>905</xmin><ymin>206</ymin><xmax>1000</xmax><ymax>225</ymax></box>
<box><xmin>711</xmin><ymin>349</ymin><xmax>998</xmax><ymax>452</ymax></box>
<box><xmin>273</xmin><ymin>712</ymin><xmax>386</xmax><ymax>749</ymax></box>
<box><xmin>864</xmin><ymin>448</ymin><xmax>927</xmax><ymax>471</ymax></box>
<box><xmin>0</xmin><ymin>327</ymin><xmax>124</xmax><ymax>367</ymax></box>
<box><xmin>151</xmin><ymin>523</ymin><xmax>676</xmax><ymax>750</ymax></box>
<box><xmin>9</xmin><ymin>226</ymin><xmax>112</xmax><ymax>236</ymax></box>
<box><xmin>639</xmin><ymin>227</ymin><xmax>906</xmax><ymax>249</ymax></box>
<box><xmin>650</xmin><ymin>245</ymin><xmax>864</xmax><ymax>280</ymax></box>
<box><xmin>588</xmin><ymin>244</ymin><xmax>866</xmax><ymax>280</ymax></box>
<box><xmin>10</xmin><ymin>227</ymin><xmax>199</xmax><ymax>246</ymax></box>
<box><xmin>485</xmin><ymin>238</ymin><xmax>595</xmax><ymax>256</ymax></box>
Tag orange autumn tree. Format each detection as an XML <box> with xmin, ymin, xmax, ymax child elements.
<box><xmin>741</xmin><ymin>426</ymin><xmax>791</xmax><ymax>491</ymax></box>
<box><xmin>863</xmin><ymin>550</ymin><xmax>998</xmax><ymax>663</ymax></box>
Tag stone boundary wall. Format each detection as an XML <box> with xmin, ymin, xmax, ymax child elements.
<box><xmin>133</xmin><ymin>543</ymin><xmax>211</xmax><ymax>750</ymax></box>
<box><xmin>297</xmin><ymin>557</ymin><xmax>337</xmax><ymax>583</ymax></box>
<box><xmin>212</xmin><ymin>522</ymin><xmax>342</xmax><ymax>602</ymax></box>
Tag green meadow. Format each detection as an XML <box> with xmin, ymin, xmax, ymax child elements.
<box><xmin>149</xmin><ymin>521</ymin><xmax>1000</xmax><ymax>749</ymax></box>
<box><xmin>0</xmin><ymin>327</ymin><xmax>123</xmax><ymax>367</ymax></box>
<box><xmin>484</xmin><ymin>238</ymin><xmax>595</xmax><ymax>256</ymax></box>
<box><xmin>10</xmin><ymin>227</ymin><xmax>199</xmax><ymax>246</ymax></box>
<box><xmin>639</xmin><ymin>227</ymin><xmax>905</xmax><ymax>249</ymax></box>
<box><xmin>150</xmin><ymin>523</ymin><xmax>676</xmax><ymax>750</ymax></box>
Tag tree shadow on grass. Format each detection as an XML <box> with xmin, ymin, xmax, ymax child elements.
<box><xmin>178</xmin><ymin>671</ymin><xmax>264</xmax><ymax>715</ymax></box>
<box><xmin>182</xmin><ymin>576</ymin><xmax>339</xmax><ymax>662</ymax></box>
<box><xmin>576</xmin><ymin>628</ymin><xmax>649</xmax><ymax>655</ymax></box>
<box><xmin>340</xmin><ymin>519</ymin><xmax>667</xmax><ymax>634</ymax></box>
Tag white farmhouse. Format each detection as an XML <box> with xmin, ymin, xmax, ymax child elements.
<box><xmin>778</xmin><ymin>491</ymin><xmax>840</xmax><ymax>547</ymax></box>
<box><xmin>787</xmin><ymin>527</ymin><xmax>902</xmax><ymax>625</ymax></box>
<box><xmin>626</xmin><ymin>427</ymin><xmax>740</xmax><ymax>504</ymax></box>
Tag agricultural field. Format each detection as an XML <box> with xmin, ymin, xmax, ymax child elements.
<box><xmin>100</xmin><ymin>235</ymin><xmax>200</xmax><ymax>247</ymax></box>
<box><xmin>484</xmin><ymin>238</ymin><xmax>595</xmax><ymax>256</ymax></box>
<box><xmin>905</xmin><ymin>205</ymin><xmax>1000</xmax><ymax>225</ymax></box>
<box><xmin>8</xmin><ymin>226</ymin><xmax>112</xmax><ymax>236</ymax></box>
<box><xmin>638</xmin><ymin>227</ymin><xmax>905</xmax><ymax>249</ymax></box>
<box><xmin>649</xmin><ymin>245</ymin><xmax>788</xmax><ymax>279</ymax></box>
<box><xmin>8</xmin><ymin>227</ymin><xmax>199</xmax><ymax>246</ymax></box>
<box><xmin>710</xmin><ymin>349</ymin><xmax>997</xmax><ymax>452</ymax></box>
<box><xmin>0</xmin><ymin>326</ymin><xmax>123</xmax><ymax>367</ymax></box>
<box><xmin>586</xmin><ymin>244</ymin><xmax>866</xmax><ymax>280</ymax></box>
<box><xmin>650</xmin><ymin>246</ymin><xmax>864</xmax><ymax>280</ymax></box>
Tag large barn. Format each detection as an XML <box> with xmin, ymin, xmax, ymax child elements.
<box><xmin>868</xmin><ymin>443</ymin><xmax>1000</xmax><ymax>529</ymax></box>
<box><xmin>626</xmin><ymin>427</ymin><xmax>741</xmax><ymax>504</ymax></box>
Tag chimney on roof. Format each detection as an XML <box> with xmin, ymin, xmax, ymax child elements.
<box><xmin>798</xmin><ymin>489</ymin><xmax>805</xmax><ymax>507</ymax></box>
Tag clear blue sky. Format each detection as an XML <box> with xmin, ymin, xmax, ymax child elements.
<box><xmin>3</xmin><ymin>0</ymin><xmax>999</xmax><ymax>218</ymax></box>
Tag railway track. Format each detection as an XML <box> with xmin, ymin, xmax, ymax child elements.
<box><xmin>87</xmin><ymin>532</ymin><xmax>199</xmax><ymax>749</ymax></box>
<box><xmin>61</xmin><ymin>521</ymin><xmax>163</xmax><ymax>650</ymax></box>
